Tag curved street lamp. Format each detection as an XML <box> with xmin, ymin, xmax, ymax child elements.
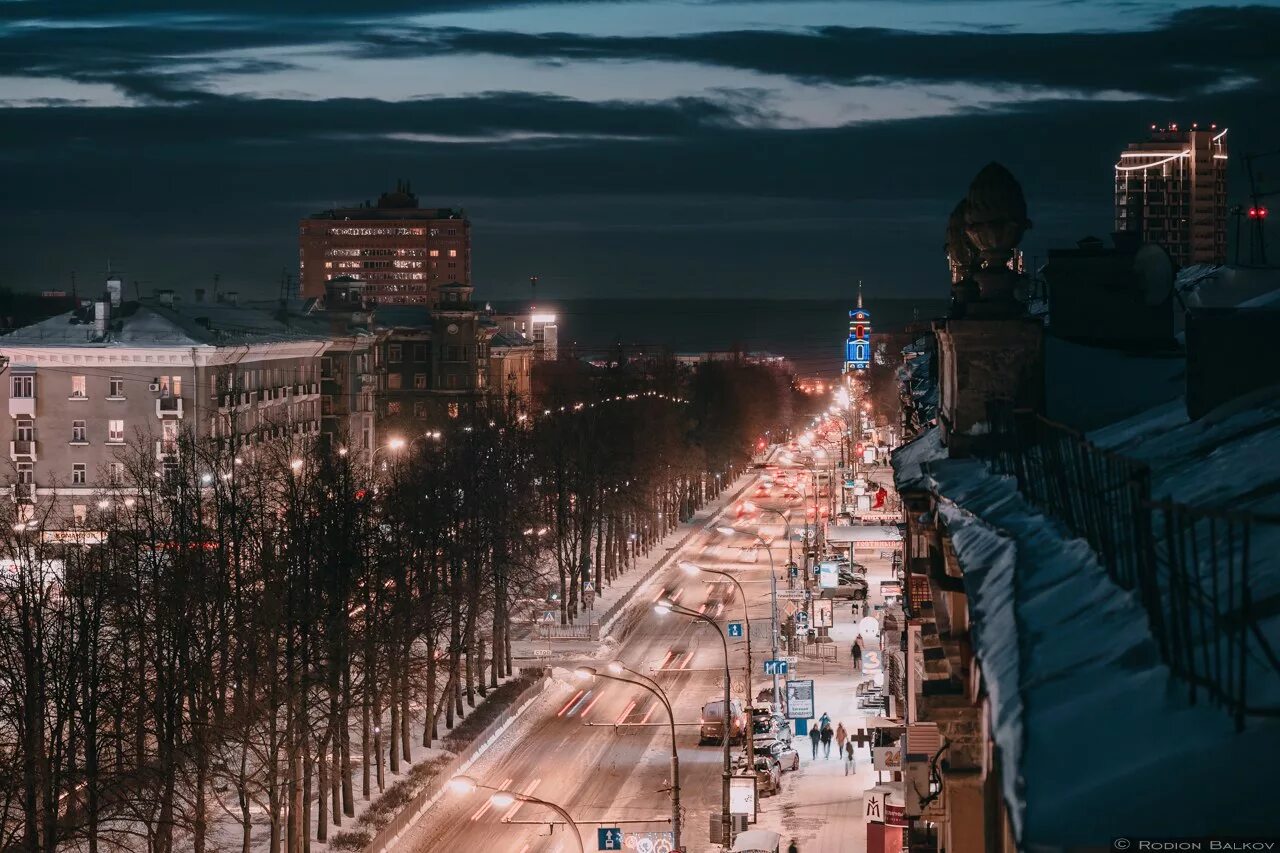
<box><xmin>369</xmin><ymin>436</ymin><xmax>406</xmax><ymax>474</ymax></box>
<box><xmin>448</xmin><ymin>774</ymin><xmax>584</xmax><ymax>853</ymax></box>
<box><xmin>655</xmin><ymin>598</ymin><xmax>734</xmax><ymax>846</ymax></box>
<box><xmin>576</xmin><ymin>663</ymin><xmax>682</xmax><ymax>850</ymax></box>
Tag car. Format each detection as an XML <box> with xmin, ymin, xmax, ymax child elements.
<box><xmin>752</xmin><ymin>737</ymin><xmax>800</xmax><ymax>771</ymax></box>
<box><xmin>700</xmin><ymin>698</ymin><xmax>747</xmax><ymax>745</ymax></box>
<box><xmin>751</xmin><ymin>711</ymin><xmax>793</xmax><ymax>744</ymax></box>
<box><xmin>824</xmin><ymin>576</ymin><xmax>868</xmax><ymax>601</ymax></box>
<box><xmin>736</xmin><ymin>755</ymin><xmax>781</xmax><ymax>796</ymax></box>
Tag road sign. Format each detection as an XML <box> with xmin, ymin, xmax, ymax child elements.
<box><xmin>785</xmin><ymin>678</ymin><xmax>814</xmax><ymax>719</ymax></box>
<box><xmin>815</xmin><ymin>599</ymin><xmax>834</xmax><ymax>627</ymax></box>
<box><xmin>623</xmin><ymin>830</ymin><xmax>676</xmax><ymax>853</ymax></box>
<box><xmin>532</xmin><ymin>648</ymin><xmax>552</xmax><ymax>657</ymax></box>
<box><xmin>598</xmin><ymin>827</ymin><xmax>624</xmax><ymax>850</ymax></box>
<box><xmin>784</xmin><ymin>655</ymin><xmax>798</xmax><ymax>664</ymax></box>
<box><xmin>795</xmin><ymin>611</ymin><xmax>809</xmax><ymax>628</ymax></box>
<box><xmin>727</xmin><ymin>621</ymin><xmax>744</xmax><ymax>638</ymax></box>
<box><xmin>764</xmin><ymin>659</ymin><xmax>788</xmax><ymax>675</ymax></box>
<box><xmin>787</xmin><ymin>562</ymin><xmax>799</xmax><ymax>578</ymax></box>
<box><xmin>777</xmin><ymin>589</ymin><xmax>807</xmax><ymax>600</ymax></box>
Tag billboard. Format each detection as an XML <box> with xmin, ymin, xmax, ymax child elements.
<box><xmin>818</xmin><ymin>561</ymin><xmax>839</xmax><ymax>589</ymax></box>
<box><xmin>784</xmin><ymin>679</ymin><xmax>815</xmax><ymax>719</ymax></box>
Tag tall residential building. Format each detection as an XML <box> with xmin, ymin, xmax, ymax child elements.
<box><xmin>1115</xmin><ymin>124</ymin><xmax>1228</xmax><ymax>266</ymax></box>
<box><xmin>299</xmin><ymin>181</ymin><xmax>471</xmax><ymax>305</ymax></box>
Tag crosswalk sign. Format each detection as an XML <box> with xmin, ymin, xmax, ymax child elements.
<box><xmin>598</xmin><ymin>827</ymin><xmax>623</xmax><ymax>849</ymax></box>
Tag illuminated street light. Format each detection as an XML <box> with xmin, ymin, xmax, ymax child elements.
<box><xmin>447</xmin><ymin>775</ymin><xmax>583</xmax><ymax>852</ymax></box>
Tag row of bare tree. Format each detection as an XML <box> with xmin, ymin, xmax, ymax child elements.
<box><xmin>0</xmin><ymin>358</ymin><xmax>791</xmax><ymax>852</ymax></box>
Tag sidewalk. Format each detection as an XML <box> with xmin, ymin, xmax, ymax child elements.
<box><xmin>749</xmin><ymin>463</ymin><xmax>904</xmax><ymax>853</ymax></box>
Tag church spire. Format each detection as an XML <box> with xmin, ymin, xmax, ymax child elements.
<box><xmin>857</xmin><ymin>280</ymin><xmax>863</xmax><ymax>310</ymax></box>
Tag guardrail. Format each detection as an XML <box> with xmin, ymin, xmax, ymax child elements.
<box><xmin>981</xmin><ymin>405</ymin><xmax>1280</xmax><ymax>730</ymax></box>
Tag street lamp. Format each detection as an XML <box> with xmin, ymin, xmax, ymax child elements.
<box><xmin>576</xmin><ymin>664</ymin><xmax>682</xmax><ymax>850</ymax></box>
<box><xmin>679</xmin><ymin>558</ymin><xmax>757</xmax><ymax>799</ymax></box>
<box><xmin>448</xmin><ymin>774</ymin><xmax>584</xmax><ymax>853</ymax></box>
<box><xmin>369</xmin><ymin>436</ymin><xmax>406</xmax><ymax>474</ymax></box>
<box><xmin>714</xmin><ymin>526</ymin><xmax>782</xmax><ymax>708</ymax></box>
<box><xmin>655</xmin><ymin>598</ymin><xmax>734</xmax><ymax>847</ymax></box>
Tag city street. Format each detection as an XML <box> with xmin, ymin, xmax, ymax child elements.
<box><xmin>401</xmin><ymin>427</ymin><xmax>905</xmax><ymax>853</ymax></box>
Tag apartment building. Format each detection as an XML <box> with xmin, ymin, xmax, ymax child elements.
<box><xmin>1</xmin><ymin>281</ymin><xmax>334</xmax><ymax>524</ymax></box>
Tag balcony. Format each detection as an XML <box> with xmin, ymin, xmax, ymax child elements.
<box><xmin>8</xmin><ymin>396</ymin><xmax>35</xmax><ymax>418</ymax></box>
<box><xmin>9</xmin><ymin>440</ymin><xmax>36</xmax><ymax>461</ymax></box>
<box><xmin>155</xmin><ymin>440</ymin><xmax>178</xmax><ymax>459</ymax></box>
<box><xmin>156</xmin><ymin>396</ymin><xmax>184</xmax><ymax>418</ymax></box>
<box><xmin>9</xmin><ymin>483</ymin><xmax>36</xmax><ymax>502</ymax></box>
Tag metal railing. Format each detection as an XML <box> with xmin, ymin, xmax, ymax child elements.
<box><xmin>980</xmin><ymin>404</ymin><xmax>1280</xmax><ymax>729</ymax></box>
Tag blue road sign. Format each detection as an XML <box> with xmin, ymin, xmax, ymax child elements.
<box><xmin>795</xmin><ymin>611</ymin><xmax>809</xmax><ymax>627</ymax></box>
<box><xmin>764</xmin><ymin>659</ymin><xmax>789</xmax><ymax>675</ymax></box>
<box><xmin>789</xmin><ymin>563</ymin><xmax>800</xmax><ymax>578</ymax></box>
<box><xmin>598</xmin><ymin>827</ymin><xmax>624</xmax><ymax>850</ymax></box>
<box><xmin>727</xmin><ymin>621</ymin><xmax>744</xmax><ymax>638</ymax></box>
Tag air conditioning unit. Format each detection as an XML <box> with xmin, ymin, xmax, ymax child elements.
<box><xmin>149</xmin><ymin>383</ymin><xmax>161</xmax><ymax>391</ymax></box>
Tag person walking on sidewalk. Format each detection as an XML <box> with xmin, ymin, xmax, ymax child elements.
<box><xmin>820</xmin><ymin>721</ymin><xmax>833</xmax><ymax>758</ymax></box>
<box><xmin>787</xmin><ymin>839</ymin><xmax>800</xmax><ymax>853</ymax></box>
<box><xmin>819</xmin><ymin>711</ymin><xmax>831</xmax><ymax>730</ymax></box>
<box><xmin>809</xmin><ymin>723</ymin><xmax>821</xmax><ymax>759</ymax></box>
<box><xmin>844</xmin><ymin>740</ymin><xmax>856</xmax><ymax>775</ymax></box>
<box><xmin>835</xmin><ymin>722</ymin><xmax>848</xmax><ymax>756</ymax></box>
<box><xmin>851</xmin><ymin>640</ymin><xmax>862</xmax><ymax>671</ymax></box>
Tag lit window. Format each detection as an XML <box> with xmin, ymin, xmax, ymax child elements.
<box><xmin>448</xmin><ymin>249</ymin><xmax>457</xmax><ymax>258</ymax></box>
<box><xmin>72</xmin><ymin>463</ymin><xmax>87</xmax><ymax>485</ymax></box>
<box><xmin>387</xmin><ymin>401</ymin><xmax>402</xmax><ymax>415</ymax></box>
<box><xmin>71</xmin><ymin>376</ymin><xmax>87</xmax><ymax>398</ymax></box>
<box><xmin>388</xmin><ymin>374</ymin><xmax>402</xmax><ymax>390</ymax></box>
<box><xmin>72</xmin><ymin>420</ymin><xmax>87</xmax><ymax>443</ymax></box>
<box><xmin>429</xmin><ymin>250</ymin><xmax>440</xmax><ymax>257</ymax></box>
<box><xmin>109</xmin><ymin>377</ymin><xmax>124</xmax><ymax>398</ymax></box>
<box><xmin>108</xmin><ymin>420</ymin><xmax>124</xmax><ymax>443</ymax></box>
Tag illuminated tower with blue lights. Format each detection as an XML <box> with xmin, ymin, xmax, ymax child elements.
<box><xmin>844</xmin><ymin>283</ymin><xmax>871</xmax><ymax>373</ymax></box>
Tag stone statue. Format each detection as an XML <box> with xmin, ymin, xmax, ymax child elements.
<box><xmin>963</xmin><ymin>162</ymin><xmax>1031</xmax><ymax>305</ymax></box>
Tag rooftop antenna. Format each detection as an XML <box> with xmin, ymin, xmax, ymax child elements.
<box><xmin>212</xmin><ymin>273</ymin><xmax>221</xmax><ymax>303</ymax></box>
<box><xmin>857</xmin><ymin>280</ymin><xmax>863</xmax><ymax>310</ymax></box>
<box><xmin>530</xmin><ymin>274</ymin><xmax>539</xmax><ymax>308</ymax></box>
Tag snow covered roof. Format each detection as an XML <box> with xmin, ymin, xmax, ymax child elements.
<box><xmin>889</xmin><ymin>427</ymin><xmax>945</xmax><ymax>493</ymax></box>
<box><xmin>922</xmin><ymin>456</ymin><xmax>1280</xmax><ymax>846</ymax></box>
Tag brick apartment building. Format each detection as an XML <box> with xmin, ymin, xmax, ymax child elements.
<box><xmin>299</xmin><ymin>181</ymin><xmax>470</xmax><ymax>305</ymax></box>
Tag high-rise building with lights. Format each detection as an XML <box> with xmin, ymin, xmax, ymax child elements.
<box><xmin>1114</xmin><ymin>124</ymin><xmax>1228</xmax><ymax>266</ymax></box>
<box><xmin>299</xmin><ymin>181</ymin><xmax>471</xmax><ymax>305</ymax></box>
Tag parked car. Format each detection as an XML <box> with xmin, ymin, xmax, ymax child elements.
<box><xmin>737</xmin><ymin>755</ymin><xmax>781</xmax><ymax>796</ymax></box>
<box><xmin>730</xmin><ymin>829</ymin><xmax>782</xmax><ymax>853</ymax></box>
<box><xmin>700</xmin><ymin>698</ymin><xmax>747</xmax><ymax>745</ymax></box>
<box><xmin>825</xmin><ymin>576</ymin><xmax>869</xmax><ymax>600</ymax></box>
<box><xmin>752</xmin><ymin>737</ymin><xmax>800</xmax><ymax>771</ymax></box>
<box><xmin>752</xmin><ymin>711</ymin><xmax>793</xmax><ymax>744</ymax></box>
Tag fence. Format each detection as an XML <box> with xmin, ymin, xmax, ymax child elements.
<box><xmin>981</xmin><ymin>405</ymin><xmax>1280</xmax><ymax>730</ymax></box>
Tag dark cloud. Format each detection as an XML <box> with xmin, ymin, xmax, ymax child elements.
<box><xmin>0</xmin><ymin>2</ymin><xmax>1276</xmax><ymax>301</ymax></box>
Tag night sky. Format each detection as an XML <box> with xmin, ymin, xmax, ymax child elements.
<box><xmin>2</xmin><ymin>1</ymin><xmax>1277</xmax><ymax>301</ymax></box>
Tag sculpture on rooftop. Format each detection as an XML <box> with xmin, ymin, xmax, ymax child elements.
<box><xmin>949</xmin><ymin>162</ymin><xmax>1032</xmax><ymax>316</ymax></box>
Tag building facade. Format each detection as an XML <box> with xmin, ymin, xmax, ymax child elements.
<box><xmin>299</xmin><ymin>181</ymin><xmax>471</xmax><ymax>305</ymax></box>
<box><xmin>1115</xmin><ymin>124</ymin><xmax>1228</xmax><ymax>266</ymax></box>
<box><xmin>1</xmin><ymin>283</ymin><xmax>334</xmax><ymax>525</ymax></box>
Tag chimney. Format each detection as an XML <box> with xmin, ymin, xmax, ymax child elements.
<box><xmin>106</xmin><ymin>276</ymin><xmax>123</xmax><ymax>308</ymax></box>
<box><xmin>94</xmin><ymin>300</ymin><xmax>109</xmax><ymax>336</ymax></box>
<box><xmin>157</xmin><ymin>289</ymin><xmax>175</xmax><ymax>307</ymax></box>
<box><xmin>194</xmin><ymin>288</ymin><xmax>205</xmax><ymax>303</ymax></box>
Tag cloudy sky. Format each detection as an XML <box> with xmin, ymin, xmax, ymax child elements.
<box><xmin>1</xmin><ymin>0</ymin><xmax>1277</xmax><ymax>300</ymax></box>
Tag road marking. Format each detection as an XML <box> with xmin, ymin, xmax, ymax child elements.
<box><xmin>580</xmin><ymin>691</ymin><xmax>604</xmax><ymax>720</ymax></box>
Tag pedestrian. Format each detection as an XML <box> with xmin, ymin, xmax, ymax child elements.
<box><xmin>808</xmin><ymin>723</ymin><xmax>820</xmax><ymax>759</ymax></box>
<box><xmin>819</xmin><ymin>711</ymin><xmax>831</xmax><ymax>730</ymax></box>
<box><xmin>835</xmin><ymin>722</ymin><xmax>848</xmax><ymax>756</ymax></box>
<box><xmin>844</xmin><ymin>740</ymin><xmax>856</xmax><ymax>775</ymax></box>
<box><xmin>788</xmin><ymin>839</ymin><xmax>800</xmax><ymax>853</ymax></box>
<box><xmin>852</xmin><ymin>640</ymin><xmax>862</xmax><ymax>670</ymax></box>
<box><xmin>820</xmin><ymin>721</ymin><xmax>833</xmax><ymax>758</ymax></box>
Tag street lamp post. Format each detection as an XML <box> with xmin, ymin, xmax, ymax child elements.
<box><xmin>713</xmin><ymin>527</ymin><xmax>781</xmax><ymax>709</ymax></box>
<box><xmin>656</xmin><ymin>599</ymin><xmax>735</xmax><ymax>847</ymax></box>
<box><xmin>576</xmin><ymin>664</ymin><xmax>681</xmax><ymax>850</ymax></box>
<box><xmin>679</xmin><ymin>558</ymin><xmax>757</xmax><ymax>816</ymax></box>
<box><xmin>368</xmin><ymin>436</ymin><xmax>406</xmax><ymax>475</ymax></box>
<box><xmin>448</xmin><ymin>775</ymin><xmax>584</xmax><ymax>853</ymax></box>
